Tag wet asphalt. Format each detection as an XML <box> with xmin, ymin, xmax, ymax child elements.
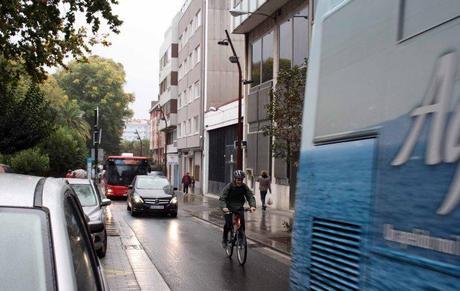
<box><xmin>109</xmin><ymin>200</ymin><xmax>291</xmax><ymax>291</ymax></box>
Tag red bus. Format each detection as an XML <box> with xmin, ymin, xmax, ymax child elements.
<box><xmin>104</xmin><ymin>155</ymin><xmax>150</xmax><ymax>198</ymax></box>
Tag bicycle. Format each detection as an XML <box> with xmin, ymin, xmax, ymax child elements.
<box><xmin>224</xmin><ymin>208</ymin><xmax>250</xmax><ymax>265</ymax></box>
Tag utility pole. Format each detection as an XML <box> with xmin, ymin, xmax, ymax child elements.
<box><xmin>218</xmin><ymin>29</ymin><xmax>243</xmax><ymax>170</ymax></box>
<box><xmin>135</xmin><ymin>129</ymin><xmax>143</xmax><ymax>156</ymax></box>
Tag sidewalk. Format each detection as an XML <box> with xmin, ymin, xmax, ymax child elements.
<box><xmin>178</xmin><ymin>191</ymin><xmax>294</xmax><ymax>256</ymax></box>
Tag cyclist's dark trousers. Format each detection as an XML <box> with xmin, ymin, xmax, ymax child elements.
<box><xmin>183</xmin><ymin>184</ymin><xmax>189</xmax><ymax>194</ymax></box>
<box><xmin>223</xmin><ymin>209</ymin><xmax>245</xmax><ymax>240</ymax></box>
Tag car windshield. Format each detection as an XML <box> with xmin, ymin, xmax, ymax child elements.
<box><xmin>0</xmin><ymin>208</ymin><xmax>54</xmax><ymax>291</ymax></box>
<box><xmin>136</xmin><ymin>177</ymin><xmax>170</xmax><ymax>189</ymax></box>
<box><xmin>71</xmin><ymin>184</ymin><xmax>98</xmax><ymax>206</ymax></box>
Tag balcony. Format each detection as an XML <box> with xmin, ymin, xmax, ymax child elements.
<box><xmin>167</xmin><ymin>143</ymin><xmax>178</xmax><ymax>154</ymax></box>
<box><xmin>158</xmin><ymin>113</ymin><xmax>177</xmax><ymax>131</ymax></box>
<box><xmin>231</xmin><ymin>0</ymin><xmax>289</xmax><ymax>34</ymax></box>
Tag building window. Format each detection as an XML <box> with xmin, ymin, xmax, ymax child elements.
<box><xmin>182</xmin><ymin>90</ymin><xmax>186</xmax><ymax>106</ymax></box>
<box><xmin>178</xmin><ymin>93</ymin><xmax>182</xmax><ymax>108</ymax></box>
<box><xmin>293</xmin><ymin>6</ymin><xmax>309</xmax><ymax>66</ymax></box>
<box><xmin>195</xmin><ymin>45</ymin><xmax>201</xmax><ymax>64</ymax></box>
<box><xmin>188</xmin><ymin>86</ymin><xmax>193</xmax><ymax>103</ymax></box>
<box><xmin>177</xmin><ymin>123</ymin><xmax>181</xmax><ymax>137</ymax></box>
<box><xmin>262</xmin><ymin>31</ymin><xmax>274</xmax><ymax>83</ymax></box>
<box><xmin>193</xmin><ymin>116</ymin><xmax>199</xmax><ymax>133</ymax></box>
<box><xmin>251</xmin><ymin>38</ymin><xmax>261</xmax><ymax>87</ymax></box>
<box><xmin>179</xmin><ymin>35</ymin><xmax>182</xmax><ymax>51</ymax></box>
<box><xmin>279</xmin><ymin>20</ymin><xmax>292</xmax><ymax>72</ymax></box>
<box><xmin>189</xmin><ymin>53</ymin><xmax>192</xmax><ymax>70</ymax></box>
<box><xmin>196</xmin><ymin>9</ymin><xmax>202</xmax><ymax>27</ymax></box>
<box><xmin>194</xmin><ymin>81</ymin><xmax>200</xmax><ymax>99</ymax></box>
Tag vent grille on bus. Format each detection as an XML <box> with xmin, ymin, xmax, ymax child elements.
<box><xmin>309</xmin><ymin>217</ymin><xmax>362</xmax><ymax>290</ymax></box>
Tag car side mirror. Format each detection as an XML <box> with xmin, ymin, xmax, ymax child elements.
<box><xmin>128</xmin><ymin>185</ymin><xmax>133</xmax><ymax>189</ymax></box>
<box><xmin>173</xmin><ymin>187</ymin><xmax>178</xmax><ymax>191</ymax></box>
<box><xmin>88</xmin><ymin>220</ymin><xmax>104</xmax><ymax>234</ymax></box>
<box><xmin>101</xmin><ymin>198</ymin><xmax>111</xmax><ymax>207</ymax></box>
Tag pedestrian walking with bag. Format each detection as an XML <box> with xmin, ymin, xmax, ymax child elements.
<box><xmin>257</xmin><ymin>170</ymin><xmax>271</xmax><ymax>210</ymax></box>
<box><xmin>182</xmin><ymin>172</ymin><xmax>191</xmax><ymax>194</ymax></box>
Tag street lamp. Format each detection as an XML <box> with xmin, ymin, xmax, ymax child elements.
<box><xmin>218</xmin><ymin>29</ymin><xmax>243</xmax><ymax>170</ymax></box>
<box><xmin>155</xmin><ymin>105</ymin><xmax>168</xmax><ymax>176</ymax></box>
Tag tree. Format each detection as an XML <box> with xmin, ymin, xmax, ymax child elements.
<box><xmin>262</xmin><ymin>63</ymin><xmax>307</xmax><ymax>180</ymax></box>
<box><xmin>0</xmin><ymin>0</ymin><xmax>122</xmax><ymax>81</ymax></box>
<box><xmin>0</xmin><ymin>72</ymin><xmax>56</xmax><ymax>154</ymax></box>
<box><xmin>120</xmin><ymin>139</ymin><xmax>150</xmax><ymax>157</ymax></box>
<box><xmin>10</xmin><ymin>148</ymin><xmax>50</xmax><ymax>176</ymax></box>
<box><xmin>41</xmin><ymin>126</ymin><xmax>88</xmax><ymax>177</ymax></box>
<box><xmin>55</xmin><ymin>56</ymin><xmax>134</xmax><ymax>155</ymax></box>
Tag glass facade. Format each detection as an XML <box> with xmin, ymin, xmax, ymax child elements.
<box><xmin>293</xmin><ymin>6</ymin><xmax>309</xmax><ymax>66</ymax></box>
<box><xmin>279</xmin><ymin>20</ymin><xmax>292</xmax><ymax>72</ymax></box>
<box><xmin>251</xmin><ymin>39</ymin><xmax>261</xmax><ymax>86</ymax></box>
<box><xmin>262</xmin><ymin>31</ymin><xmax>274</xmax><ymax>83</ymax></box>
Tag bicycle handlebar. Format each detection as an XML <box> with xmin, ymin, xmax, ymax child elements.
<box><xmin>224</xmin><ymin>207</ymin><xmax>253</xmax><ymax>214</ymax></box>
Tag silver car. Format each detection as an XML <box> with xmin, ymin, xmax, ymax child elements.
<box><xmin>66</xmin><ymin>178</ymin><xmax>111</xmax><ymax>258</ymax></box>
<box><xmin>0</xmin><ymin>173</ymin><xmax>108</xmax><ymax>290</ymax></box>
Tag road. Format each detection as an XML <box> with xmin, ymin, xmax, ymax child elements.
<box><xmin>107</xmin><ymin>200</ymin><xmax>291</xmax><ymax>291</ymax></box>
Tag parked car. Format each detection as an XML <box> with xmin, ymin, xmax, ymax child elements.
<box><xmin>147</xmin><ymin>170</ymin><xmax>165</xmax><ymax>176</ymax></box>
<box><xmin>0</xmin><ymin>173</ymin><xmax>108</xmax><ymax>290</ymax></box>
<box><xmin>66</xmin><ymin>178</ymin><xmax>111</xmax><ymax>258</ymax></box>
<box><xmin>127</xmin><ymin>175</ymin><xmax>178</xmax><ymax>217</ymax></box>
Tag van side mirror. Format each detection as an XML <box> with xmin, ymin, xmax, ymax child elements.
<box><xmin>128</xmin><ymin>185</ymin><xmax>133</xmax><ymax>189</ymax></box>
<box><xmin>173</xmin><ymin>187</ymin><xmax>178</xmax><ymax>191</ymax></box>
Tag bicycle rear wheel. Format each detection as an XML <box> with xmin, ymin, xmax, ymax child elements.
<box><xmin>236</xmin><ymin>231</ymin><xmax>247</xmax><ymax>265</ymax></box>
<box><xmin>225</xmin><ymin>230</ymin><xmax>234</xmax><ymax>258</ymax></box>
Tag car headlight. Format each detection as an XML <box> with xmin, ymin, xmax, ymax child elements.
<box><xmin>133</xmin><ymin>194</ymin><xmax>144</xmax><ymax>204</ymax></box>
<box><xmin>170</xmin><ymin>197</ymin><xmax>177</xmax><ymax>204</ymax></box>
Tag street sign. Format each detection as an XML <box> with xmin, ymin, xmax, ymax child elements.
<box><xmin>86</xmin><ymin>158</ymin><xmax>93</xmax><ymax>179</ymax></box>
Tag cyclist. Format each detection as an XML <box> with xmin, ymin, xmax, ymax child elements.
<box><xmin>220</xmin><ymin>170</ymin><xmax>256</xmax><ymax>248</ymax></box>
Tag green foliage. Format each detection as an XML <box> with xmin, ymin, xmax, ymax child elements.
<box><xmin>120</xmin><ymin>139</ymin><xmax>150</xmax><ymax>157</ymax></box>
<box><xmin>41</xmin><ymin>126</ymin><xmax>88</xmax><ymax>177</ymax></box>
<box><xmin>10</xmin><ymin>148</ymin><xmax>50</xmax><ymax>176</ymax></box>
<box><xmin>0</xmin><ymin>0</ymin><xmax>122</xmax><ymax>81</ymax></box>
<box><xmin>55</xmin><ymin>56</ymin><xmax>134</xmax><ymax>155</ymax></box>
<box><xmin>262</xmin><ymin>63</ymin><xmax>307</xmax><ymax>167</ymax></box>
<box><xmin>0</xmin><ymin>72</ymin><xmax>56</xmax><ymax>154</ymax></box>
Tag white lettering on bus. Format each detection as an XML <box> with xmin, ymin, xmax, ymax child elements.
<box><xmin>391</xmin><ymin>52</ymin><xmax>460</xmax><ymax>215</ymax></box>
<box><xmin>384</xmin><ymin>224</ymin><xmax>460</xmax><ymax>255</ymax></box>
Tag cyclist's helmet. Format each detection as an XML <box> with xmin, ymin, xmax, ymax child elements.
<box><xmin>233</xmin><ymin>170</ymin><xmax>246</xmax><ymax>180</ymax></box>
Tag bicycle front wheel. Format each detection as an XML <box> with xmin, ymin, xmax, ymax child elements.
<box><xmin>225</xmin><ymin>231</ymin><xmax>234</xmax><ymax>258</ymax></box>
<box><xmin>236</xmin><ymin>231</ymin><xmax>247</xmax><ymax>265</ymax></box>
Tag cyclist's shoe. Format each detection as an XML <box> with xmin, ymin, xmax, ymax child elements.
<box><xmin>222</xmin><ymin>238</ymin><xmax>228</xmax><ymax>248</ymax></box>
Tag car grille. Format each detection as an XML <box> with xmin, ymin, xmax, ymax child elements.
<box><xmin>143</xmin><ymin>198</ymin><xmax>171</xmax><ymax>205</ymax></box>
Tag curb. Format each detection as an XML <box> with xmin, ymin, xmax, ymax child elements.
<box><xmin>184</xmin><ymin>208</ymin><xmax>292</xmax><ymax>258</ymax></box>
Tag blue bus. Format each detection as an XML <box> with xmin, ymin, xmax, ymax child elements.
<box><xmin>290</xmin><ymin>0</ymin><xmax>460</xmax><ymax>290</ymax></box>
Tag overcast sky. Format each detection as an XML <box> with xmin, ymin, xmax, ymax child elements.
<box><xmin>91</xmin><ymin>0</ymin><xmax>185</xmax><ymax>119</ymax></box>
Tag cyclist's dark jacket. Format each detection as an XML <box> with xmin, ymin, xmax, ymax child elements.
<box><xmin>219</xmin><ymin>182</ymin><xmax>256</xmax><ymax>210</ymax></box>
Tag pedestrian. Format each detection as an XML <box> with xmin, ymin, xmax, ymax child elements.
<box><xmin>182</xmin><ymin>172</ymin><xmax>191</xmax><ymax>194</ymax></box>
<box><xmin>191</xmin><ymin>176</ymin><xmax>195</xmax><ymax>193</ymax></box>
<box><xmin>65</xmin><ymin>169</ymin><xmax>73</xmax><ymax>178</ymax></box>
<box><xmin>257</xmin><ymin>170</ymin><xmax>271</xmax><ymax>210</ymax></box>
